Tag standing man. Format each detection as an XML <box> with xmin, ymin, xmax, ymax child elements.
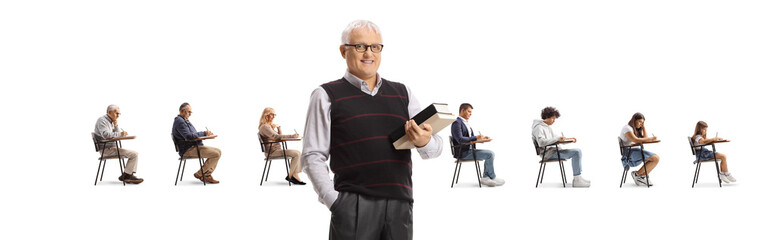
<box><xmin>531</xmin><ymin>106</ymin><xmax>590</xmax><ymax>187</ymax></box>
<box><xmin>172</xmin><ymin>102</ymin><xmax>222</xmax><ymax>184</ymax></box>
<box><xmin>450</xmin><ymin>103</ymin><xmax>504</xmax><ymax>187</ymax></box>
<box><xmin>94</xmin><ymin>104</ymin><xmax>144</xmax><ymax>184</ymax></box>
<box><xmin>302</xmin><ymin>20</ymin><xmax>443</xmax><ymax>240</ymax></box>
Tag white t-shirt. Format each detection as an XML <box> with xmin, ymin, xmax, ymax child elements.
<box><xmin>619</xmin><ymin>125</ymin><xmax>640</xmax><ymax>148</ymax></box>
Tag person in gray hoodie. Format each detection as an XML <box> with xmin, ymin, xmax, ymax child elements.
<box><xmin>531</xmin><ymin>107</ymin><xmax>590</xmax><ymax>187</ymax></box>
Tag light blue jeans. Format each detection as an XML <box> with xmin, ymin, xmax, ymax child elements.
<box><xmin>460</xmin><ymin>149</ymin><xmax>496</xmax><ymax>179</ymax></box>
<box><xmin>549</xmin><ymin>148</ymin><xmax>583</xmax><ymax>176</ymax></box>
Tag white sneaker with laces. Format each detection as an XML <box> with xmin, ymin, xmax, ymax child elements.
<box><xmin>572</xmin><ymin>176</ymin><xmax>590</xmax><ymax>188</ymax></box>
<box><xmin>724</xmin><ymin>172</ymin><xmax>737</xmax><ymax>182</ymax></box>
<box><xmin>719</xmin><ymin>172</ymin><xmax>733</xmax><ymax>183</ymax></box>
<box><xmin>572</xmin><ymin>177</ymin><xmax>590</xmax><ymax>188</ymax></box>
<box><xmin>492</xmin><ymin>178</ymin><xmax>505</xmax><ymax>186</ymax></box>
<box><xmin>479</xmin><ymin>177</ymin><xmax>496</xmax><ymax>187</ymax></box>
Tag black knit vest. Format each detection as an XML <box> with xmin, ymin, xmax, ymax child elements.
<box><xmin>321</xmin><ymin>78</ymin><xmax>413</xmax><ymax>201</ymax></box>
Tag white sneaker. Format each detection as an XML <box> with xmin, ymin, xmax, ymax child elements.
<box><xmin>631</xmin><ymin>171</ymin><xmax>643</xmax><ymax>186</ymax></box>
<box><xmin>573</xmin><ymin>176</ymin><xmax>590</xmax><ymax>187</ymax></box>
<box><xmin>724</xmin><ymin>172</ymin><xmax>737</xmax><ymax>182</ymax></box>
<box><xmin>631</xmin><ymin>172</ymin><xmax>652</xmax><ymax>186</ymax></box>
<box><xmin>719</xmin><ymin>172</ymin><xmax>735</xmax><ymax>183</ymax></box>
<box><xmin>479</xmin><ymin>177</ymin><xmax>496</xmax><ymax>187</ymax></box>
<box><xmin>572</xmin><ymin>178</ymin><xmax>590</xmax><ymax>188</ymax></box>
<box><xmin>492</xmin><ymin>178</ymin><xmax>505</xmax><ymax>186</ymax></box>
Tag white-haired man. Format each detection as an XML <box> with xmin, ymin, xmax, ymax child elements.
<box><xmin>93</xmin><ymin>105</ymin><xmax>143</xmax><ymax>184</ymax></box>
<box><xmin>303</xmin><ymin>20</ymin><xmax>442</xmax><ymax>240</ymax></box>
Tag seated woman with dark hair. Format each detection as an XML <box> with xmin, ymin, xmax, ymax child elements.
<box><xmin>258</xmin><ymin>107</ymin><xmax>305</xmax><ymax>185</ymax></box>
<box><xmin>532</xmin><ymin>107</ymin><xmax>590</xmax><ymax>187</ymax></box>
<box><xmin>692</xmin><ymin>121</ymin><xmax>737</xmax><ymax>183</ymax></box>
<box><xmin>619</xmin><ymin>112</ymin><xmax>660</xmax><ymax>187</ymax></box>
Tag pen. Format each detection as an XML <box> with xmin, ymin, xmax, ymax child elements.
<box><xmin>294</xmin><ymin>129</ymin><xmax>298</xmax><ymax>135</ymax></box>
<box><xmin>478</xmin><ymin>131</ymin><xmax>482</xmax><ymax>136</ymax></box>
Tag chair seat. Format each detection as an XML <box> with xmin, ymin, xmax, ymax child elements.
<box><xmin>540</xmin><ymin>158</ymin><xmax>568</xmax><ymax>163</ymax></box>
<box><xmin>454</xmin><ymin>159</ymin><xmax>483</xmax><ymax>162</ymax></box>
<box><xmin>178</xmin><ymin>156</ymin><xmax>204</xmax><ymax>160</ymax></box>
<box><xmin>98</xmin><ymin>155</ymin><xmax>126</xmax><ymax>160</ymax></box>
<box><xmin>264</xmin><ymin>156</ymin><xmax>292</xmax><ymax>161</ymax></box>
<box><xmin>693</xmin><ymin>158</ymin><xmax>720</xmax><ymax>164</ymax></box>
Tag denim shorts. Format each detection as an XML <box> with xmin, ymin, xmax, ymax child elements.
<box><xmin>696</xmin><ymin>148</ymin><xmax>717</xmax><ymax>162</ymax></box>
<box><xmin>621</xmin><ymin>148</ymin><xmax>655</xmax><ymax>168</ymax></box>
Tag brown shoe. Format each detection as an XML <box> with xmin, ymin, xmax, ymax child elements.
<box><xmin>119</xmin><ymin>173</ymin><xmax>144</xmax><ymax>184</ymax></box>
<box><xmin>194</xmin><ymin>172</ymin><xmax>220</xmax><ymax>184</ymax></box>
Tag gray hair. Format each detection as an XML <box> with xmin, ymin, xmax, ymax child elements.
<box><xmin>341</xmin><ymin>20</ymin><xmax>382</xmax><ymax>44</ymax></box>
<box><xmin>179</xmin><ymin>102</ymin><xmax>190</xmax><ymax>112</ymax></box>
<box><xmin>106</xmin><ymin>104</ymin><xmax>119</xmax><ymax>113</ymax></box>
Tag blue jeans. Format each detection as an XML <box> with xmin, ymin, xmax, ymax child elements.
<box><xmin>460</xmin><ymin>149</ymin><xmax>495</xmax><ymax>179</ymax></box>
<box><xmin>549</xmin><ymin>148</ymin><xmax>582</xmax><ymax>176</ymax></box>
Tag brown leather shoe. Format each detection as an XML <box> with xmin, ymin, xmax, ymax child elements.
<box><xmin>119</xmin><ymin>173</ymin><xmax>144</xmax><ymax>184</ymax></box>
<box><xmin>194</xmin><ymin>172</ymin><xmax>220</xmax><ymax>184</ymax></box>
<box><xmin>125</xmin><ymin>174</ymin><xmax>144</xmax><ymax>184</ymax></box>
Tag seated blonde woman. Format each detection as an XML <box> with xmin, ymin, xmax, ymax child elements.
<box><xmin>258</xmin><ymin>107</ymin><xmax>304</xmax><ymax>185</ymax></box>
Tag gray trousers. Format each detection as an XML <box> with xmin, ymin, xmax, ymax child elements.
<box><xmin>329</xmin><ymin>192</ymin><xmax>413</xmax><ymax>240</ymax></box>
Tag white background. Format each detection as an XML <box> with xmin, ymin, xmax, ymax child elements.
<box><xmin>1</xmin><ymin>0</ymin><xmax>757</xmax><ymax>239</ymax></box>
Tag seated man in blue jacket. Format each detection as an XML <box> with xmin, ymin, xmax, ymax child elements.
<box><xmin>450</xmin><ymin>103</ymin><xmax>503</xmax><ymax>186</ymax></box>
<box><xmin>172</xmin><ymin>102</ymin><xmax>222</xmax><ymax>184</ymax></box>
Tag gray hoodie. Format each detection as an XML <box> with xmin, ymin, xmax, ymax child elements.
<box><xmin>531</xmin><ymin>119</ymin><xmax>562</xmax><ymax>159</ymax></box>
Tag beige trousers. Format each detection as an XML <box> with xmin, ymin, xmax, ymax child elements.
<box><xmin>101</xmin><ymin>148</ymin><xmax>138</xmax><ymax>174</ymax></box>
<box><xmin>269</xmin><ymin>149</ymin><xmax>301</xmax><ymax>175</ymax></box>
<box><xmin>183</xmin><ymin>146</ymin><xmax>222</xmax><ymax>175</ymax></box>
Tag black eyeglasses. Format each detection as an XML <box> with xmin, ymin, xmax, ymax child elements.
<box><xmin>343</xmin><ymin>44</ymin><xmax>384</xmax><ymax>53</ymax></box>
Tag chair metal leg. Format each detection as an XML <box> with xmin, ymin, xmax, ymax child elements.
<box><xmin>559</xmin><ymin>161</ymin><xmax>566</xmax><ymax>188</ymax></box>
<box><xmin>175</xmin><ymin>160</ymin><xmax>184</xmax><ymax>186</ymax></box>
<box><xmin>455</xmin><ymin>162</ymin><xmax>463</xmax><ymax>184</ymax></box>
<box><xmin>116</xmin><ymin>147</ymin><xmax>125</xmax><ymax>186</ymax></box>
<box><xmin>540</xmin><ymin>163</ymin><xmax>547</xmax><ymax>184</ymax></box>
<box><xmin>714</xmin><ymin>160</ymin><xmax>722</xmax><ymax>187</ymax></box>
<box><xmin>695</xmin><ymin>162</ymin><xmax>702</xmax><ymax>183</ymax></box>
<box><xmin>180</xmin><ymin>159</ymin><xmax>187</xmax><ymax>181</ymax></box>
<box><xmin>94</xmin><ymin>160</ymin><xmax>104</xmax><ymax>186</ymax></box>
<box><xmin>260</xmin><ymin>160</ymin><xmax>270</xmax><ymax>186</ymax></box>
<box><xmin>451</xmin><ymin>161</ymin><xmax>460</xmax><ymax>188</ymax></box>
<box><xmin>641</xmin><ymin>150</ymin><xmax>649</xmax><ymax>188</ymax></box>
<box><xmin>285</xmin><ymin>158</ymin><xmax>291</xmax><ymax>187</ymax></box>
<box><xmin>195</xmin><ymin>146</ymin><xmax>206</xmax><ymax>186</ymax></box>
<box><xmin>265</xmin><ymin>159</ymin><xmax>273</xmax><ymax>181</ymax></box>
<box><xmin>535</xmin><ymin>162</ymin><xmax>544</xmax><ymax>188</ymax></box>
<box><xmin>474</xmin><ymin>161</ymin><xmax>482</xmax><ymax>188</ymax></box>
<box><xmin>100</xmin><ymin>159</ymin><xmax>107</xmax><ymax>182</ymax></box>
<box><xmin>691</xmin><ymin>162</ymin><xmax>699</xmax><ymax>188</ymax></box>
<box><xmin>620</xmin><ymin>166</ymin><xmax>628</xmax><ymax>188</ymax></box>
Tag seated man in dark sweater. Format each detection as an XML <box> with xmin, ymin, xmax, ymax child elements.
<box><xmin>302</xmin><ymin>20</ymin><xmax>443</xmax><ymax>240</ymax></box>
<box><xmin>171</xmin><ymin>102</ymin><xmax>222</xmax><ymax>184</ymax></box>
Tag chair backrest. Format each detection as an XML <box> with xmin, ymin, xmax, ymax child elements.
<box><xmin>617</xmin><ymin>137</ymin><xmax>626</xmax><ymax>156</ymax></box>
<box><xmin>448</xmin><ymin>136</ymin><xmax>456</xmax><ymax>156</ymax></box>
<box><xmin>687</xmin><ymin>136</ymin><xmax>696</xmax><ymax>155</ymax></box>
<box><xmin>258</xmin><ymin>134</ymin><xmax>266</xmax><ymax>153</ymax></box>
<box><xmin>532</xmin><ymin>138</ymin><xmax>541</xmax><ymax>156</ymax></box>
<box><xmin>92</xmin><ymin>132</ymin><xmax>100</xmax><ymax>152</ymax></box>
<box><xmin>171</xmin><ymin>134</ymin><xmax>180</xmax><ymax>153</ymax></box>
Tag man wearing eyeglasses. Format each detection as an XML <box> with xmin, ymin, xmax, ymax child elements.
<box><xmin>303</xmin><ymin>20</ymin><xmax>442</xmax><ymax>240</ymax></box>
<box><xmin>172</xmin><ymin>102</ymin><xmax>222</xmax><ymax>184</ymax></box>
<box><xmin>93</xmin><ymin>104</ymin><xmax>144</xmax><ymax>184</ymax></box>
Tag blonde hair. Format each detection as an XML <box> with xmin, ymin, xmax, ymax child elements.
<box><xmin>259</xmin><ymin>107</ymin><xmax>275</xmax><ymax>128</ymax></box>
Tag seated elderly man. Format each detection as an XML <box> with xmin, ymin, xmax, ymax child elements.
<box><xmin>93</xmin><ymin>104</ymin><xmax>144</xmax><ymax>184</ymax></box>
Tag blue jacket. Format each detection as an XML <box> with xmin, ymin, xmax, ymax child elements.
<box><xmin>450</xmin><ymin>117</ymin><xmax>477</xmax><ymax>158</ymax></box>
<box><xmin>172</xmin><ymin>115</ymin><xmax>206</xmax><ymax>156</ymax></box>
